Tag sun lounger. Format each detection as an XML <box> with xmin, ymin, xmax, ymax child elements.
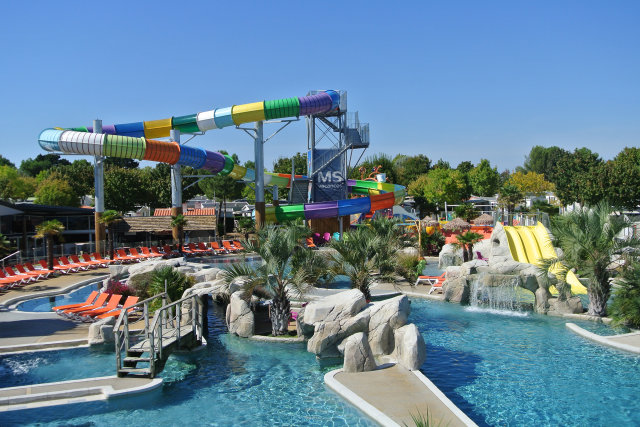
<box><xmin>61</xmin><ymin>292</ymin><xmax>109</xmax><ymax>315</ymax></box>
<box><xmin>232</xmin><ymin>240</ymin><xmax>246</xmax><ymax>251</ymax></box>
<box><xmin>15</xmin><ymin>264</ymin><xmax>48</xmax><ymax>280</ymax></box>
<box><xmin>52</xmin><ymin>291</ymin><xmax>99</xmax><ymax>311</ymax></box>
<box><xmin>210</xmin><ymin>242</ymin><xmax>227</xmax><ymax>254</ymax></box>
<box><xmin>415</xmin><ymin>272</ymin><xmax>447</xmax><ymax>294</ymax></box>
<box><xmin>141</xmin><ymin>247</ymin><xmax>163</xmax><ymax>258</ymax></box>
<box><xmin>50</xmin><ymin>258</ymin><xmax>78</xmax><ymax>273</ymax></box>
<box><xmin>129</xmin><ymin>248</ymin><xmax>151</xmax><ymax>260</ymax></box>
<box><xmin>80</xmin><ymin>254</ymin><xmax>105</xmax><ymax>268</ymax></box>
<box><xmin>25</xmin><ymin>262</ymin><xmax>55</xmax><ymax>277</ymax></box>
<box><xmin>222</xmin><ymin>241</ymin><xmax>238</xmax><ymax>253</ymax></box>
<box><xmin>59</xmin><ymin>256</ymin><xmax>88</xmax><ymax>271</ymax></box>
<box><xmin>96</xmin><ymin>296</ymin><xmax>140</xmax><ymax>320</ymax></box>
<box><xmin>197</xmin><ymin>242</ymin><xmax>215</xmax><ymax>255</ymax></box>
<box><xmin>114</xmin><ymin>249</ymin><xmax>138</xmax><ymax>263</ymax></box>
<box><xmin>162</xmin><ymin>245</ymin><xmax>181</xmax><ymax>257</ymax></box>
<box><xmin>92</xmin><ymin>252</ymin><xmax>115</xmax><ymax>267</ymax></box>
<box><xmin>69</xmin><ymin>255</ymin><xmax>95</xmax><ymax>269</ymax></box>
<box><xmin>7</xmin><ymin>265</ymin><xmax>41</xmax><ymax>281</ymax></box>
<box><xmin>76</xmin><ymin>294</ymin><xmax>122</xmax><ymax>320</ymax></box>
<box><xmin>181</xmin><ymin>244</ymin><xmax>198</xmax><ymax>257</ymax></box>
<box><xmin>0</xmin><ymin>270</ymin><xmax>26</xmax><ymax>288</ymax></box>
<box><xmin>150</xmin><ymin>246</ymin><xmax>165</xmax><ymax>257</ymax></box>
<box><xmin>4</xmin><ymin>267</ymin><xmax>35</xmax><ymax>283</ymax></box>
<box><xmin>187</xmin><ymin>243</ymin><xmax>207</xmax><ymax>256</ymax></box>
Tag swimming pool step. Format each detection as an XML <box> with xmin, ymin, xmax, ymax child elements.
<box><xmin>124</xmin><ymin>356</ymin><xmax>151</xmax><ymax>363</ymax></box>
<box><xmin>117</xmin><ymin>368</ymin><xmax>152</xmax><ymax>377</ymax></box>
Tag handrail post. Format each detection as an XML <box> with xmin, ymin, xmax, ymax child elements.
<box><xmin>192</xmin><ymin>295</ymin><xmax>197</xmax><ymax>340</ymax></box>
<box><xmin>144</xmin><ymin>301</ymin><xmax>149</xmax><ymax>334</ymax></box>
<box><xmin>115</xmin><ymin>325</ymin><xmax>121</xmax><ymax>373</ymax></box>
<box><xmin>149</xmin><ymin>327</ymin><xmax>155</xmax><ymax>376</ymax></box>
<box><xmin>177</xmin><ymin>301</ymin><xmax>182</xmax><ymax>348</ymax></box>
<box><xmin>124</xmin><ymin>312</ymin><xmax>130</xmax><ymax>351</ymax></box>
<box><xmin>158</xmin><ymin>321</ymin><xmax>163</xmax><ymax>361</ymax></box>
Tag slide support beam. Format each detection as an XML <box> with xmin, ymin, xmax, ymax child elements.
<box><xmin>170</xmin><ymin>129</ymin><xmax>183</xmax><ymax>243</ymax></box>
<box><xmin>93</xmin><ymin>119</ymin><xmax>105</xmax><ymax>254</ymax></box>
<box><xmin>254</xmin><ymin>121</ymin><xmax>265</xmax><ymax>230</ymax></box>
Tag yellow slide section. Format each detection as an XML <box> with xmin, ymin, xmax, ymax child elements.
<box><xmin>504</xmin><ymin>223</ymin><xmax>587</xmax><ymax>295</ymax></box>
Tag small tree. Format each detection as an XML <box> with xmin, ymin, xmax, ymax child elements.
<box><xmin>171</xmin><ymin>214</ymin><xmax>189</xmax><ymax>253</ymax></box>
<box><xmin>498</xmin><ymin>184</ymin><xmax>524</xmax><ymax>225</ymax></box>
<box><xmin>35</xmin><ymin>220</ymin><xmax>65</xmax><ymax>270</ymax></box>
<box><xmin>330</xmin><ymin>226</ymin><xmax>379</xmax><ymax>301</ymax></box>
<box><xmin>454</xmin><ymin>204</ymin><xmax>479</xmax><ymax>222</ymax></box>
<box><xmin>99</xmin><ymin>210</ymin><xmax>122</xmax><ymax>261</ymax></box>
<box><xmin>453</xmin><ymin>231</ymin><xmax>484</xmax><ymax>262</ymax></box>
<box><xmin>610</xmin><ymin>260</ymin><xmax>640</xmax><ymax>328</ymax></box>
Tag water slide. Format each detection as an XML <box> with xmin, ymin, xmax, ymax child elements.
<box><xmin>37</xmin><ymin>91</ymin><xmax>405</xmax><ymax>223</ymax></box>
<box><xmin>503</xmin><ymin>223</ymin><xmax>587</xmax><ymax>295</ymax></box>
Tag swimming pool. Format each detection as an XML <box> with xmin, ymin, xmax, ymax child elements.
<box><xmin>0</xmin><ymin>303</ymin><xmax>374</xmax><ymax>426</ymax></box>
<box><xmin>16</xmin><ymin>282</ymin><xmax>102</xmax><ymax>312</ymax></box>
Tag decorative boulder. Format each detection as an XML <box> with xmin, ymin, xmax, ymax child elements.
<box><xmin>443</xmin><ymin>276</ymin><xmax>471</xmax><ymax>304</ymax></box>
<box><xmin>439</xmin><ymin>244</ymin><xmax>463</xmax><ymax>268</ymax></box>
<box><xmin>190</xmin><ymin>267</ymin><xmax>223</xmax><ymax>283</ymax></box>
<box><xmin>393</xmin><ymin>323</ymin><xmax>426</xmax><ymax>371</ymax></box>
<box><xmin>341</xmin><ymin>332</ymin><xmax>377</xmax><ymax>373</ymax></box>
<box><xmin>88</xmin><ymin>316</ymin><xmax>116</xmax><ymax>346</ymax></box>
<box><xmin>307</xmin><ymin>310</ymin><xmax>370</xmax><ymax>358</ymax></box>
<box><xmin>547</xmin><ymin>297</ymin><xmax>584</xmax><ymax>315</ymax></box>
<box><xmin>226</xmin><ymin>291</ymin><xmax>254</xmax><ymax>338</ymax></box>
<box><xmin>401</xmin><ymin>247</ymin><xmax>419</xmax><ymax>258</ymax></box>
<box><xmin>366</xmin><ymin>295</ymin><xmax>410</xmax><ymax>355</ymax></box>
<box><xmin>303</xmin><ymin>289</ymin><xmax>367</xmax><ymax>325</ymax></box>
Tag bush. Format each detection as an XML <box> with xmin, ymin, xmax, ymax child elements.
<box><xmin>126</xmin><ymin>271</ymin><xmax>156</xmax><ymax>299</ymax></box>
<box><xmin>396</xmin><ymin>254</ymin><xmax>424</xmax><ymax>283</ymax></box>
<box><xmin>610</xmin><ymin>261</ymin><xmax>640</xmax><ymax>328</ymax></box>
<box><xmin>149</xmin><ymin>266</ymin><xmax>194</xmax><ymax>302</ymax></box>
<box><xmin>105</xmin><ymin>278</ymin><xmax>134</xmax><ymax>299</ymax></box>
<box><xmin>421</xmin><ymin>229</ymin><xmax>445</xmax><ymax>255</ymax></box>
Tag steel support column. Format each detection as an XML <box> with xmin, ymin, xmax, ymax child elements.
<box><xmin>170</xmin><ymin>129</ymin><xmax>183</xmax><ymax>242</ymax></box>
<box><xmin>254</xmin><ymin>121</ymin><xmax>265</xmax><ymax>230</ymax></box>
<box><xmin>93</xmin><ymin>119</ymin><xmax>106</xmax><ymax>254</ymax></box>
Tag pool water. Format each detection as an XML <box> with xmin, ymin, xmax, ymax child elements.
<box><xmin>0</xmin><ymin>303</ymin><xmax>374</xmax><ymax>427</ymax></box>
<box><xmin>413</xmin><ymin>299</ymin><xmax>640</xmax><ymax>426</ymax></box>
<box><xmin>16</xmin><ymin>282</ymin><xmax>102</xmax><ymax>312</ymax></box>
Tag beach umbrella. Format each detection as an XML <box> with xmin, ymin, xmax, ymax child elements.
<box><xmin>442</xmin><ymin>217</ymin><xmax>471</xmax><ymax>232</ymax></box>
<box><xmin>473</xmin><ymin>213</ymin><xmax>494</xmax><ymax>226</ymax></box>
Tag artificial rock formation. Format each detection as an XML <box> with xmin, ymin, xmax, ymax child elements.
<box><xmin>341</xmin><ymin>332</ymin><xmax>377</xmax><ymax>373</ymax></box>
<box><xmin>366</xmin><ymin>295</ymin><xmax>410</xmax><ymax>355</ymax></box>
<box><xmin>226</xmin><ymin>291</ymin><xmax>254</xmax><ymax>338</ymax></box>
<box><xmin>393</xmin><ymin>323</ymin><xmax>426</xmax><ymax>370</ymax></box>
<box><xmin>88</xmin><ymin>316</ymin><xmax>116</xmax><ymax>346</ymax></box>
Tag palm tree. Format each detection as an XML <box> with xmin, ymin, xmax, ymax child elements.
<box><xmin>453</xmin><ymin>231</ymin><xmax>484</xmax><ymax>262</ymax></box>
<box><xmin>35</xmin><ymin>220</ymin><xmax>65</xmax><ymax>270</ymax></box>
<box><xmin>329</xmin><ymin>226</ymin><xmax>380</xmax><ymax>301</ymax></box>
<box><xmin>99</xmin><ymin>210</ymin><xmax>122</xmax><ymax>261</ymax></box>
<box><xmin>222</xmin><ymin>225</ymin><xmax>330</xmax><ymax>336</ymax></box>
<box><xmin>368</xmin><ymin>217</ymin><xmax>402</xmax><ymax>278</ymax></box>
<box><xmin>547</xmin><ymin>201</ymin><xmax>640</xmax><ymax>316</ymax></box>
<box><xmin>170</xmin><ymin>214</ymin><xmax>189</xmax><ymax>253</ymax></box>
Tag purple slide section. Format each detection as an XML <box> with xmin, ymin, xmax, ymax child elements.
<box><xmin>203</xmin><ymin>150</ymin><xmax>226</xmax><ymax>173</ymax></box>
<box><xmin>299</xmin><ymin>93</ymin><xmax>333</xmax><ymax>116</ymax></box>
<box><xmin>304</xmin><ymin>201</ymin><xmax>339</xmax><ymax>219</ymax></box>
<box><xmin>87</xmin><ymin>125</ymin><xmax>117</xmax><ymax>134</ymax></box>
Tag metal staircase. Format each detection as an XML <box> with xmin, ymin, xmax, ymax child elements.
<box><xmin>114</xmin><ymin>293</ymin><xmax>204</xmax><ymax>378</ymax></box>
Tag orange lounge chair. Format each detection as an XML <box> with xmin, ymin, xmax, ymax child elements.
<box><xmin>197</xmin><ymin>242</ymin><xmax>215</xmax><ymax>255</ymax></box>
<box><xmin>53</xmin><ymin>291</ymin><xmax>99</xmax><ymax>311</ymax></box>
<box><xmin>181</xmin><ymin>244</ymin><xmax>198</xmax><ymax>257</ymax></box>
<box><xmin>210</xmin><ymin>242</ymin><xmax>227</xmax><ymax>254</ymax></box>
<box><xmin>188</xmin><ymin>243</ymin><xmax>208</xmax><ymax>255</ymax></box>
<box><xmin>62</xmin><ymin>293</ymin><xmax>109</xmax><ymax>315</ymax></box>
<box><xmin>25</xmin><ymin>262</ymin><xmax>55</xmax><ymax>277</ymax></box>
<box><xmin>222</xmin><ymin>241</ymin><xmax>238</xmax><ymax>253</ymax></box>
<box><xmin>114</xmin><ymin>249</ymin><xmax>138</xmax><ymax>263</ymax></box>
<box><xmin>59</xmin><ymin>256</ymin><xmax>88</xmax><ymax>271</ymax></box>
<box><xmin>141</xmin><ymin>247</ymin><xmax>163</xmax><ymax>258</ymax></box>
<box><xmin>305</xmin><ymin>237</ymin><xmax>318</xmax><ymax>249</ymax></box>
<box><xmin>163</xmin><ymin>245</ymin><xmax>181</xmax><ymax>257</ymax></box>
<box><xmin>50</xmin><ymin>258</ymin><xmax>78</xmax><ymax>273</ymax></box>
<box><xmin>15</xmin><ymin>264</ymin><xmax>48</xmax><ymax>280</ymax></box>
<box><xmin>0</xmin><ymin>270</ymin><xmax>25</xmax><ymax>288</ymax></box>
<box><xmin>69</xmin><ymin>254</ymin><xmax>95</xmax><ymax>269</ymax></box>
<box><xmin>80</xmin><ymin>254</ymin><xmax>105</xmax><ymax>268</ymax></box>
<box><xmin>7</xmin><ymin>265</ymin><xmax>41</xmax><ymax>281</ymax></box>
<box><xmin>92</xmin><ymin>252</ymin><xmax>115</xmax><ymax>267</ymax></box>
<box><xmin>3</xmin><ymin>267</ymin><xmax>35</xmax><ymax>283</ymax></box>
<box><xmin>150</xmin><ymin>246</ymin><xmax>165</xmax><ymax>257</ymax></box>
<box><xmin>129</xmin><ymin>248</ymin><xmax>151</xmax><ymax>260</ymax></box>
<box><xmin>233</xmin><ymin>240</ymin><xmax>246</xmax><ymax>251</ymax></box>
<box><xmin>415</xmin><ymin>272</ymin><xmax>446</xmax><ymax>287</ymax></box>
<box><xmin>96</xmin><ymin>296</ymin><xmax>139</xmax><ymax>320</ymax></box>
<box><xmin>77</xmin><ymin>294</ymin><xmax>122</xmax><ymax>320</ymax></box>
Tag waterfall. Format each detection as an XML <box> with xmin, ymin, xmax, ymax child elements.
<box><xmin>469</xmin><ymin>278</ymin><xmax>527</xmax><ymax>314</ymax></box>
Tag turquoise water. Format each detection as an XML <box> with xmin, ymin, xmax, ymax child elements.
<box><xmin>413</xmin><ymin>299</ymin><xmax>640</xmax><ymax>426</ymax></box>
<box><xmin>0</xmin><ymin>303</ymin><xmax>374</xmax><ymax>426</ymax></box>
<box><xmin>16</xmin><ymin>282</ymin><xmax>102</xmax><ymax>312</ymax></box>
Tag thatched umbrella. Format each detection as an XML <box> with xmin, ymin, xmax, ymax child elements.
<box><xmin>442</xmin><ymin>217</ymin><xmax>471</xmax><ymax>232</ymax></box>
<box><xmin>425</xmin><ymin>219</ymin><xmax>440</xmax><ymax>227</ymax></box>
<box><xmin>473</xmin><ymin>213</ymin><xmax>494</xmax><ymax>226</ymax></box>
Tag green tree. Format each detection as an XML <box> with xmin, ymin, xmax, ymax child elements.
<box><xmin>53</xmin><ymin>160</ymin><xmax>95</xmax><ymax>203</ymax></box>
<box><xmin>149</xmin><ymin>266</ymin><xmax>193</xmax><ymax>303</ymax></box>
<box><xmin>369</xmin><ymin>217</ymin><xmax>403</xmax><ymax>278</ymax></box>
<box><xmin>433</xmin><ymin>159</ymin><xmax>451</xmax><ymax>170</ymax></box>
<box><xmin>407</xmin><ymin>168</ymin><xmax>470</xmax><ymax>208</ymax></box>
<box><xmin>498</xmin><ymin>184</ymin><xmax>524</xmax><ymax>225</ymax></box>
<box><xmin>104</xmin><ymin>157</ymin><xmax>139</xmax><ymax>169</ymax></box>
<box><xmin>0</xmin><ymin>166</ymin><xmax>36</xmax><ymax>201</ymax></box>
<box><xmin>605</xmin><ymin>147</ymin><xmax>640</xmax><ymax>210</ymax></box>
<box><xmin>553</xmin><ymin>148</ymin><xmax>603</xmax><ymax>206</ymax></box>
<box><xmin>0</xmin><ymin>232</ymin><xmax>13</xmax><ymax>258</ymax></box>
<box><xmin>35</xmin><ymin>220</ymin><xmax>65</xmax><ymax>270</ymax></box>
<box><xmin>199</xmin><ymin>152</ymin><xmax>243</xmax><ymax>234</ymax></box>
<box><xmin>20</xmin><ymin>154</ymin><xmax>71</xmax><ymax>177</ymax></box>
<box><xmin>330</xmin><ymin>226</ymin><xmax>379</xmax><ymax>301</ymax></box>
<box><xmin>104</xmin><ymin>167</ymin><xmax>145</xmax><ymax>213</ymax></box>
<box><xmin>456</xmin><ymin>161</ymin><xmax>474</xmax><ymax>174</ymax></box>
<box><xmin>469</xmin><ymin>159</ymin><xmax>500</xmax><ymax>196</ymax></box>
<box><xmin>171</xmin><ymin>214</ymin><xmax>188</xmax><ymax>252</ymax></box>
<box><xmin>272</xmin><ymin>152</ymin><xmax>307</xmax><ymax>200</ymax></box>
<box><xmin>523</xmin><ymin>146</ymin><xmax>570</xmax><ymax>182</ymax></box>
<box><xmin>350</xmin><ymin>153</ymin><xmax>399</xmax><ymax>183</ymax></box>
<box><xmin>453</xmin><ymin>231</ymin><xmax>484</xmax><ymax>262</ymax></box>
<box><xmin>137</xmin><ymin>164</ymin><xmax>202</xmax><ymax>211</ymax></box>
<box><xmin>35</xmin><ymin>178</ymin><xmax>79</xmax><ymax>207</ymax></box>
<box><xmin>396</xmin><ymin>154</ymin><xmax>431</xmax><ymax>187</ymax></box>
<box><xmin>609</xmin><ymin>260</ymin><xmax>640</xmax><ymax>328</ymax></box>
<box><xmin>0</xmin><ymin>155</ymin><xmax>15</xmax><ymax>168</ymax></box>
<box><xmin>548</xmin><ymin>202</ymin><xmax>640</xmax><ymax>316</ymax></box>
<box><xmin>222</xmin><ymin>224</ymin><xmax>328</xmax><ymax>336</ymax></box>
<box><xmin>454</xmin><ymin>203</ymin><xmax>479</xmax><ymax>222</ymax></box>
<box><xmin>99</xmin><ymin>210</ymin><xmax>122</xmax><ymax>261</ymax></box>
<box><xmin>507</xmin><ymin>171</ymin><xmax>555</xmax><ymax>196</ymax></box>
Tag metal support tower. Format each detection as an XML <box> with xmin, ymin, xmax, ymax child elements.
<box><xmin>254</xmin><ymin>121</ymin><xmax>265</xmax><ymax>230</ymax></box>
<box><xmin>170</xmin><ymin>129</ymin><xmax>183</xmax><ymax>242</ymax></box>
<box><xmin>93</xmin><ymin>119</ymin><xmax>105</xmax><ymax>254</ymax></box>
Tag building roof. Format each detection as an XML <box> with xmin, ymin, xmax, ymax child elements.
<box><xmin>0</xmin><ymin>200</ymin><xmax>93</xmax><ymax>216</ymax></box>
<box><xmin>153</xmin><ymin>208</ymin><xmax>216</xmax><ymax>217</ymax></box>
<box><xmin>116</xmin><ymin>216</ymin><xmax>217</xmax><ymax>233</ymax></box>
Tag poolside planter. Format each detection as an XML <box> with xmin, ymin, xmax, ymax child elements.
<box><xmin>177</xmin><ymin>145</ymin><xmax>207</xmax><ymax>169</ymax></box>
<box><xmin>337</xmin><ymin>197</ymin><xmax>371</xmax><ymax>216</ymax></box>
<box><xmin>58</xmin><ymin>131</ymin><xmax>105</xmax><ymax>156</ymax></box>
<box><xmin>304</xmin><ymin>201</ymin><xmax>339</xmax><ymax>219</ymax></box>
<box><xmin>202</xmin><ymin>150</ymin><xmax>226</xmax><ymax>173</ymax></box>
<box><xmin>298</xmin><ymin>92</ymin><xmax>333</xmax><ymax>116</ymax></box>
<box><xmin>275</xmin><ymin>204</ymin><xmax>305</xmax><ymax>222</ymax></box>
<box><xmin>143</xmin><ymin>139</ymin><xmax>181</xmax><ymax>164</ymax></box>
<box><xmin>144</xmin><ymin>118</ymin><xmax>173</xmax><ymax>139</ymax></box>
<box><xmin>196</xmin><ymin>110</ymin><xmax>217</xmax><ymax>132</ymax></box>
<box><xmin>369</xmin><ymin>193</ymin><xmax>395</xmax><ymax>212</ymax></box>
<box><xmin>213</xmin><ymin>107</ymin><xmax>235</xmax><ymax>129</ymax></box>
<box><xmin>231</xmin><ymin>102</ymin><xmax>265</xmax><ymax>125</ymax></box>
<box><xmin>264</xmin><ymin>97</ymin><xmax>300</xmax><ymax>120</ymax></box>
<box><xmin>114</xmin><ymin>122</ymin><xmax>145</xmax><ymax>137</ymax></box>
<box><xmin>172</xmin><ymin>114</ymin><xmax>200</xmax><ymax>133</ymax></box>
<box><xmin>38</xmin><ymin>129</ymin><xmax>64</xmax><ymax>152</ymax></box>
<box><xmin>103</xmin><ymin>135</ymin><xmax>147</xmax><ymax>159</ymax></box>
<box><xmin>229</xmin><ymin>164</ymin><xmax>247</xmax><ymax>179</ymax></box>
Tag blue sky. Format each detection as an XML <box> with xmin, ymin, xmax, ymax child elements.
<box><xmin>1</xmin><ymin>1</ymin><xmax>638</xmax><ymax>172</ymax></box>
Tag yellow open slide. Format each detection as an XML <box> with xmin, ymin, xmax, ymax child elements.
<box><xmin>503</xmin><ymin>223</ymin><xmax>587</xmax><ymax>295</ymax></box>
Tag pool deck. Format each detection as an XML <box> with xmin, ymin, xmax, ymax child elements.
<box><xmin>566</xmin><ymin>322</ymin><xmax>640</xmax><ymax>355</ymax></box>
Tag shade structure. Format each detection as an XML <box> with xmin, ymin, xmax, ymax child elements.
<box><xmin>442</xmin><ymin>217</ymin><xmax>471</xmax><ymax>232</ymax></box>
<box><xmin>103</xmin><ymin>135</ymin><xmax>146</xmax><ymax>159</ymax></box>
<box><xmin>202</xmin><ymin>150</ymin><xmax>225</xmax><ymax>173</ymax></box>
<box><xmin>213</xmin><ymin>107</ymin><xmax>234</xmax><ymax>129</ymax></box>
<box><xmin>38</xmin><ymin>129</ymin><xmax>63</xmax><ymax>151</ymax></box>
<box><xmin>172</xmin><ymin>114</ymin><xmax>199</xmax><ymax>133</ymax></box>
<box><xmin>231</xmin><ymin>102</ymin><xmax>265</xmax><ymax>125</ymax></box>
<box><xmin>143</xmin><ymin>139</ymin><xmax>180</xmax><ymax>164</ymax></box>
<box><xmin>58</xmin><ymin>131</ymin><xmax>105</xmax><ymax>156</ymax></box>
<box><xmin>114</xmin><ymin>122</ymin><xmax>144</xmax><ymax>137</ymax></box>
<box><xmin>337</xmin><ymin>197</ymin><xmax>371</xmax><ymax>216</ymax></box>
<box><xmin>177</xmin><ymin>145</ymin><xmax>206</xmax><ymax>169</ymax></box>
<box><xmin>196</xmin><ymin>110</ymin><xmax>217</xmax><ymax>132</ymax></box>
<box><xmin>473</xmin><ymin>213</ymin><xmax>494</xmax><ymax>226</ymax></box>
<box><xmin>304</xmin><ymin>201</ymin><xmax>339</xmax><ymax>219</ymax></box>
<box><xmin>370</xmin><ymin>192</ymin><xmax>395</xmax><ymax>212</ymax></box>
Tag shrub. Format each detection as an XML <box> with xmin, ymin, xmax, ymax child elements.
<box><xmin>149</xmin><ymin>266</ymin><xmax>193</xmax><ymax>302</ymax></box>
<box><xmin>126</xmin><ymin>271</ymin><xmax>156</xmax><ymax>299</ymax></box>
<box><xmin>105</xmin><ymin>278</ymin><xmax>134</xmax><ymax>299</ymax></box>
<box><xmin>610</xmin><ymin>261</ymin><xmax>640</xmax><ymax>328</ymax></box>
<box><xmin>421</xmin><ymin>229</ymin><xmax>445</xmax><ymax>255</ymax></box>
<box><xmin>396</xmin><ymin>254</ymin><xmax>424</xmax><ymax>283</ymax></box>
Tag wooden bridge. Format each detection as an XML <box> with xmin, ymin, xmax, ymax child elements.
<box><xmin>114</xmin><ymin>292</ymin><xmax>204</xmax><ymax>378</ymax></box>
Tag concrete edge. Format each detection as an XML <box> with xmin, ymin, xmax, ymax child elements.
<box><xmin>401</xmin><ymin>290</ymin><xmax>445</xmax><ymax>301</ymax></box>
<box><xmin>3</xmin><ymin>274</ymin><xmax>109</xmax><ymax>310</ymax></box>
<box><xmin>248</xmin><ymin>335</ymin><xmax>305</xmax><ymax>343</ymax></box>
<box><xmin>0</xmin><ymin>339</ymin><xmax>89</xmax><ymax>355</ymax></box>
<box><xmin>324</xmin><ymin>368</ymin><xmax>400</xmax><ymax>427</ymax></box>
<box><xmin>411</xmin><ymin>370</ymin><xmax>478</xmax><ymax>427</ymax></box>
<box><xmin>565</xmin><ymin>323</ymin><xmax>640</xmax><ymax>355</ymax></box>
<box><xmin>561</xmin><ymin>313</ymin><xmax>612</xmax><ymax>324</ymax></box>
<box><xmin>105</xmin><ymin>378</ymin><xmax>163</xmax><ymax>399</ymax></box>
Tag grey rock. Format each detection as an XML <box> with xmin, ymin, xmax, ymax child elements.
<box><xmin>303</xmin><ymin>289</ymin><xmax>366</xmax><ymax>325</ymax></box>
<box><xmin>366</xmin><ymin>295</ymin><xmax>410</xmax><ymax>356</ymax></box>
<box><xmin>227</xmin><ymin>291</ymin><xmax>254</xmax><ymax>338</ymax></box>
<box><xmin>109</xmin><ymin>264</ymin><xmax>128</xmax><ymax>279</ymax></box>
<box><xmin>307</xmin><ymin>310</ymin><xmax>370</xmax><ymax>358</ymax></box>
<box><xmin>548</xmin><ymin>297</ymin><xmax>584</xmax><ymax>315</ymax></box>
<box><xmin>439</xmin><ymin>244</ymin><xmax>463</xmax><ymax>268</ymax></box>
<box><xmin>443</xmin><ymin>276</ymin><xmax>471</xmax><ymax>304</ymax></box>
<box><xmin>393</xmin><ymin>323</ymin><xmax>426</xmax><ymax>371</ymax></box>
<box><xmin>88</xmin><ymin>317</ymin><xmax>115</xmax><ymax>346</ymax></box>
<box><xmin>341</xmin><ymin>332</ymin><xmax>377</xmax><ymax>373</ymax></box>
<box><xmin>401</xmin><ymin>247</ymin><xmax>419</xmax><ymax>258</ymax></box>
<box><xmin>191</xmin><ymin>267</ymin><xmax>223</xmax><ymax>283</ymax></box>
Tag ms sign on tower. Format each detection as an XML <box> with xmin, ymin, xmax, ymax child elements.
<box><xmin>311</xmin><ymin>148</ymin><xmax>346</xmax><ymax>202</ymax></box>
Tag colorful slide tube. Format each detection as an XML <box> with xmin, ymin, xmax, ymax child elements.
<box><xmin>38</xmin><ymin>91</ymin><xmax>405</xmax><ymax>223</ymax></box>
<box><xmin>503</xmin><ymin>223</ymin><xmax>587</xmax><ymax>295</ymax></box>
